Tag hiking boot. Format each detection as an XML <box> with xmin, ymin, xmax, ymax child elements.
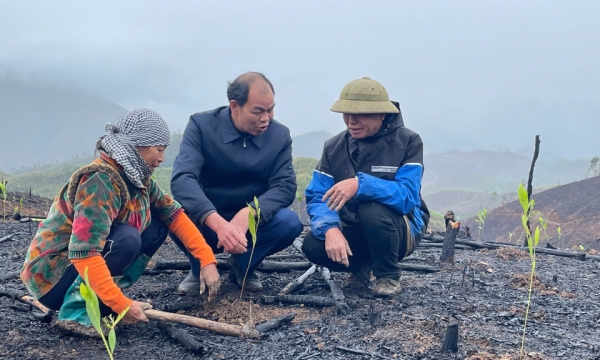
<box><xmin>372</xmin><ymin>277</ymin><xmax>402</xmax><ymax>297</ymax></box>
<box><xmin>229</xmin><ymin>255</ymin><xmax>263</xmax><ymax>292</ymax></box>
<box><xmin>52</xmin><ymin>319</ymin><xmax>101</xmax><ymax>338</ymax></box>
<box><xmin>346</xmin><ymin>263</ymin><xmax>372</xmax><ymax>290</ymax></box>
<box><xmin>178</xmin><ymin>271</ymin><xmax>200</xmax><ymax>295</ymax></box>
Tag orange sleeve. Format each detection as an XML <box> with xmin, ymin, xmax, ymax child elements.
<box><xmin>169</xmin><ymin>212</ymin><xmax>217</xmax><ymax>268</ymax></box>
<box><xmin>71</xmin><ymin>256</ymin><xmax>132</xmax><ymax>315</ymax></box>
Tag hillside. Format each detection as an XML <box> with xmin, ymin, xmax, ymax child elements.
<box><xmin>0</xmin><ymin>76</ymin><xmax>128</xmax><ymax>171</ymax></box>
<box><xmin>463</xmin><ymin>176</ymin><xmax>600</xmax><ymax>251</ymax></box>
<box><xmin>423</xmin><ymin>149</ymin><xmax>588</xmax><ymax>194</ymax></box>
<box><xmin>291</xmin><ymin>130</ymin><xmax>333</xmax><ymax>159</ymax></box>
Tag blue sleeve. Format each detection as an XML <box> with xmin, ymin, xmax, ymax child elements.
<box><xmin>170</xmin><ymin>115</ymin><xmax>216</xmax><ymax>223</ymax></box>
<box><xmin>305</xmin><ymin>153</ymin><xmax>342</xmax><ymax>240</ymax></box>
<box><xmin>354</xmin><ymin>163</ymin><xmax>423</xmax><ymax>215</ymax></box>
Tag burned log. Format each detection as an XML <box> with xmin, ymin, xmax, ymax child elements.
<box><xmin>278</xmin><ymin>264</ymin><xmax>317</xmax><ymax>295</ymax></box>
<box><xmin>157</xmin><ymin>321</ymin><xmax>209</xmax><ymax>355</ymax></box>
<box><xmin>260</xmin><ymin>295</ymin><xmax>357</xmax><ymax>307</ymax></box>
<box><xmin>255</xmin><ymin>312</ymin><xmax>296</xmax><ymax>333</ymax></box>
<box><xmin>398</xmin><ymin>263</ymin><xmax>440</xmax><ymax>273</ymax></box>
<box><xmin>419</xmin><ymin>243</ymin><xmax>474</xmax><ymax>250</ymax></box>
<box><xmin>441</xmin><ymin>322</ymin><xmax>459</xmax><ymax>352</ymax></box>
<box><xmin>440</xmin><ymin>221</ymin><xmax>461</xmax><ymax>265</ymax></box>
<box><xmin>319</xmin><ymin>267</ymin><xmax>349</xmax><ymax>315</ymax></box>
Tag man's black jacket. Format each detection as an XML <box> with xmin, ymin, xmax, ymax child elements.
<box><xmin>171</xmin><ymin>106</ymin><xmax>297</xmax><ymax>223</ymax></box>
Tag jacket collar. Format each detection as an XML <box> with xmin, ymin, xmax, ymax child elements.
<box><xmin>98</xmin><ymin>151</ymin><xmax>149</xmax><ymax>189</ymax></box>
<box><xmin>219</xmin><ymin>107</ymin><xmax>263</xmax><ymax>148</ymax></box>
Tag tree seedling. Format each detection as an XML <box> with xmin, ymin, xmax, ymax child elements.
<box><xmin>474</xmin><ymin>208</ymin><xmax>487</xmax><ymax>242</ymax></box>
<box><xmin>0</xmin><ymin>179</ymin><xmax>7</xmax><ymax>222</ymax></box>
<box><xmin>239</xmin><ymin>197</ymin><xmax>260</xmax><ymax>300</ymax></box>
<box><xmin>79</xmin><ymin>267</ymin><xmax>129</xmax><ymax>360</ymax></box>
<box><xmin>557</xmin><ymin>227</ymin><xmax>562</xmax><ymax>249</ymax></box>
<box><xmin>517</xmin><ymin>183</ymin><xmax>540</xmax><ymax>359</ymax></box>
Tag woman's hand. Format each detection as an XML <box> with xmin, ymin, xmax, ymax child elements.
<box><xmin>121</xmin><ymin>301</ymin><xmax>153</xmax><ymax>324</ymax></box>
<box><xmin>200</xmin><ymin>263</ymin><xmax>220</xmax><ymax>301</ymax></box>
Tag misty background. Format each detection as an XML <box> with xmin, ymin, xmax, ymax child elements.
<box><xmin>1</xmin><ymin>0</ymin><xmax>599</xmax><ymax>171</ymax></box>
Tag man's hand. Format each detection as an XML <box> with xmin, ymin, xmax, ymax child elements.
<box><xmin>199</xmin><ymin>263</ymin><xmax>220</xmax><ymax>302</ymax></box>
<box><xmin>230</xmin><ymin>207</ymin><xmax>251</xmax><ymax>235</ymax></box>
<box><xmin>206</xmin><ymin>213</ymin><xmax>247</xmax><ymax>254</ymax></box>
<box><xmin>324</xmin><ymin>228</ymin><xmax>353</xmax><ymax>267</ymax></box>
<box><xmin>323</xmin><ymin>177</ymin><xmax>359</xmax><ymax>211</ymax></box>
<box><xmin>122</xmin><ymin>301</ymin><xmax>153</xmax><ymax>324</ymax></box>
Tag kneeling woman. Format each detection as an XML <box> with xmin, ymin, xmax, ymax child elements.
<box><xmin>20</xmin><ymin>109</ymin><xmax>219</xmax><ymax>330</ymax></box>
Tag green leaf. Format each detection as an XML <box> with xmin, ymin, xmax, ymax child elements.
<box><xmin>79</xmin><ymin>283</ymin><xmax>90</xmax><ymax>301</ymax></box>
<box><xmin>521</xmin><ymin>215</ymin><xmax>530</xmax><ymax>236</ymax></box>
<box><xmin>248</xmin><ymin>206</ymin><xmax>256</xmax><ymax>238</ymax></box>
<box><xmin>115</xmin><ymin>307</ymin><xmax>130</xmax><ymax>324</ymax></box>
<box><xmin>534</xmin><ymin>226</ymin><xmax>540</xmax><ymax>247</ymax></box>
<box><xmin>517</xmin><ymin>184</ymin><xmax>529</xmax><ymax>213</ymax></box>
<box><xmin>109</xmin><ymin>328</ymin><xmax>116</xmax><ymax>353</ymax></box>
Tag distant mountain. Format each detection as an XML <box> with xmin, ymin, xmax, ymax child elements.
<box><xmin>291</xmin><ymin>130</ymin><xmax>333</xmax><ymax>159</ymax></box>
<box><xmin>0</xmin><ymin>75</ymin><xmax>128</xmax><ymax>171</ymax></box>
<box><xmin>423</xmin><ymin>149</ymin><xmax>588</xmax><ymax>195</ymax></box>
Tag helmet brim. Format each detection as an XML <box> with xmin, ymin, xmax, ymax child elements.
<box><xmin>330</xmin><ymin>99</ymin><xmax>399</xmax><ymax>114</ymax></box>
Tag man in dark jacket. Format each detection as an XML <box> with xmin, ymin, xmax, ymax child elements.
<box><xmin>302</xmin><ymin>77</ymin><xmax>429</xmax><ymax>296</ymax></box>
<box><xmin>171</xmin><ymin>72</ymin><xmax>303</xmax><ymax>293</ymax></box>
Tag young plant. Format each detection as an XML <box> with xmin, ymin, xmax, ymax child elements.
<box><xmin>517</xmin><ymin>183</ymin><xmax>540</xmax><ymax>359</ymax></box>
<box><xmin>557</xmin><ymin>227</ymin><xmax>562</xmax><ymax>249</ymax></box>
<box><xmin>79</xmin><ymin>267</ymin><xmax>129</xmax><ymax>360</ymax></box>
<box><xmin>538</xmin><ymin>216</ymin><xmax>549</xmax><ymax>241</ymax></box>
<box><xmin>0</xmin><ymin>180</ymin><xmax>7</xmax><ymax>222</ymax></box>
<box><xmin>239</xmin><ymin>197</ymin><xmax>260</xmax><ymax>300</ymax></box>
<box><xmin>474</xmin><ymin>208</ymin><xmax>487</xmax><ymax>242</ymax></box>
<box><xmin>508</xmin><ymin>232</ymin><xmax>514</xmax><ymax>243</ymax></box>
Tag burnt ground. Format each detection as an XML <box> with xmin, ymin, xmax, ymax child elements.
<box><xmin>1</xmin><ymin>219</ymin><xmax>600</xmax><ymax>360</ymax></box>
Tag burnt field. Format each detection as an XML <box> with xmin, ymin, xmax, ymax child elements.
<box><xmin>1</xmin><ymin>220</ymin><xmax>600</xmax><ymax>360</ymax></box>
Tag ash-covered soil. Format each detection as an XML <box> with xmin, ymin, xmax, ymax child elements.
<box><xmin>1</xmin><ymin>221</ymin><xmax>600</xmax><ymax>360</ymax></box>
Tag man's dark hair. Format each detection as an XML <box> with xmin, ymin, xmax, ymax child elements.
<box><xmin>227</xmin><ymin>72</ymin><xmax>275</xmax><ymax>107</ymax></box>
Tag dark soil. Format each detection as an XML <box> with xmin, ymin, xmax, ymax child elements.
<box><xmin>2</xmin><ymin>218</ymin><xmax>600</xmax><ymax>359</ymax></box>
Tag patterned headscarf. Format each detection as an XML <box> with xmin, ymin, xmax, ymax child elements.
<box><xmin>100</xmin><ymin>108</ymin><xmax>170</xmax><ymax>188</ymax></box>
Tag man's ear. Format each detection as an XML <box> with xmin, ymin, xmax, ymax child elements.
<box><xmin>230</xmin><ymin>100</ymin><xmax>239</xmax><ymax>116</ymax></box>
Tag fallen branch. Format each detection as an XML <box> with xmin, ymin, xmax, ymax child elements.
<box><xmin>153</xmin><ymin>259</ymin><xmax>312</xmax><ymax>273</ymax></box>
<box><xmin>255</xmin><ymin>312</ymin><xmax>296</xmax><ymax>333</ymax></box>
<box><xmin>278</xmin><ymin>264</ymin><xmax>317</xmax><ymax>295</ymax></box>
<box><xmin>419</xmin><ymin>243</ymin><xmax>474</xmax><ymax>250</ymax></box>
<box><xmin>0</xmin><ymin>233</ymin><xmax>17</xmax><ymax>244</ymax></box>
<box><xmin>0</xmin><ymin>271</ymin><xmax>19</xmax><ymax>282</ymax></box>
<box><xmin>157</xmin><ymin>321</ymin><xmax>209</xmax><ymax>355</ymax></box>
<box><xmin>260</xmin><ymin>295</ymin><xmax>357</xmax><ymax>307</ymax></box>
<box><xmin>319</xmin><ymin>267</ymin><xmax>348</xmax><ymax>315</ymax></box>
<box><xmin>422</xmin><ymin>236</ymin><xmax>588</xmax><ymax>261</ymax></box>
<box><xmin>144</xmin><ymin>309</ymin><xmax>260</xmax><ymax>339</ymax></box>
<box><xmin>335</xmin><ymin>346</ymin><xmax>391</xmax><ymax>359</ymax></box>
<box><xmin>0</xmin><ymin>288</ymin><xmax>53</xmax><ymax>320</ymax></box>
<box><xmin>398</xmin><ymin>263</ymin><xmax>440</xmax><ymax>273</ymax></box>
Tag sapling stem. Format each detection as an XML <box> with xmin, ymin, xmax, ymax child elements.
<box><xmin>239</xmin><ymin>197</ymin><xmax>260</xmax><ymax>300</ymax></box>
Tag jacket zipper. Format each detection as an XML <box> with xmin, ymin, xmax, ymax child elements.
<box><xmin>243</xmin><ymin>138</ymin><xmax>247</xmax><ymax>148</ymax></box>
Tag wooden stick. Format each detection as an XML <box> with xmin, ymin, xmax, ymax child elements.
<box><xmin>319</xmin><ymin>267</ymin><xmax>348</xmax><ymax>315</ymax></box>
<box><xmin>440</xmin><ymin>221</ymin><xmax>461</xmax><ymax>265</ymax></box>
<box><xmin>398</xmin><ymin>263</ymin><xmax>440</xmax><ymax>273</ymax></box>
<box><xmin>0</xmin><ymin>233</ymin><xmax>16</xmax><ymax>244</ymax></box>
<box><xmin>0</xmin><ymin>288</ymin><xmax>51</xmax><ymax>315</ymax></box>
<box><xmin>144</xmin><ymin>309</ymin><xmax>260</xmax><ymax>339</ymax></box>
<box><xmin>293</xmin><ymin>238</ymin><xmax>304</xmax><ymax>253</ymax></box>
<box><xmin>255</xmin><ymin>312</ymin><xmax>296</xmax><ymax>333</ymax></box>
<box><xmin>336</xmin><ymin>346</ymin><xmax>391</xmax><ymax>359</ymax></box>
<box><xmin>278</xmin><ymin>264</ymin><xmax>317</xmax><ymax>295</ymax></box>
<box><xmin>419</xmin><ymin>243</ymin><xmax>474</xmax><ymax>250</ymax></box>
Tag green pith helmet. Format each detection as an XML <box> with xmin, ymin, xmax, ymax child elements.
<box><xmin>330</xmin><ymin>77</ymin><xmax>399</xmax><ymax>114</ymax></box>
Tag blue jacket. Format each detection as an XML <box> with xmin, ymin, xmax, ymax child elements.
<box><xmin>171</xmin><ymin>106</ymin><xmax>297</xmax><ymax>223</ymax></box>
<box><xmin>306</xmin><ymin>102</ymin><xmax>429</xmax><ymax>241</ymax></box>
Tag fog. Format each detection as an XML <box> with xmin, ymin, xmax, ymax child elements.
<box><xmin>0</xmin><ymin>0</ymin><xmax>599</xmax><ymax>167</ymax></box>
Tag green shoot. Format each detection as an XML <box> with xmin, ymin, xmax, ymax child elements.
<box><xmin>508</xmin><ymin>232</ymin><xmax>514</xmax><ymax>243</ymax></box>
<box><xmin>557</xmin><ymin>227</ymin><xmax>562</xmax><ymax>249</ymax></box>
<box><xmin>474</xmin><ymin>208</ymin><xmax>487</xmax><ymax>242</ymax></box>
<box><xmin>538</xmin><ymin>216</ymin><xmax>549</xmax><ymax>241</ymax></box>
<box><xmin>239</xmin><ymin>197</ymin><xmax>260</xmax><ymax>300</ymax></box>
<box><xmin>0</xmin><ymin>179</ymin><xmax>7</xmax><ymax>222</ymax></box>
<box><xmin>518</xmin><ymin>183</ymin><xmax>540</xmax><ymax>359</ymax></box>
<box><xmin>79</xmin><ymin>267</ymin><xmax>129</xmax><ymax>360</ymax></box>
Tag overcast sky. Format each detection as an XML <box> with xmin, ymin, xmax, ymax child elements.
<box><xmin>1</xmin><ymin>0</ymin><xmax>599</xmax><ymax>159</ymax></box>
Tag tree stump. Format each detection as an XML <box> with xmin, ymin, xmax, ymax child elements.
<box><xmin>440</xmin><ymin>221</ymin><xmax>461</xmax><ymax>265</ymax></box>
<box><xmin>441</xmin><ymin>322</ymin><xmax>459</xmax><ymax>352</ymax></box>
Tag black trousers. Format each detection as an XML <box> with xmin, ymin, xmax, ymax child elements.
<box><xmin>302</xmin><ymin>201</ymin><xmax>414</xmax><ymax>279</ymax></box>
